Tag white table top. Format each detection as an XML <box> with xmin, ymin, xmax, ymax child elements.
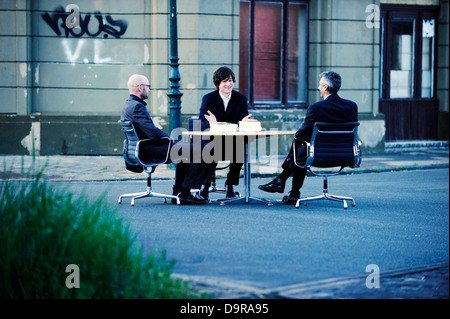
<box><xmin>182</xmin><ymin>130</ymin><xmax>296</xmax><ymax>137</ymax></box>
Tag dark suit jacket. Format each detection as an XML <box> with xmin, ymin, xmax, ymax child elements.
<box><xmin>284</xmin><ymin>94</ymin><xmax>358</xmax><ymax>170</ymax></box>
<box><xmin>295</xmin><ymin>94</ymin><xmax>358</xmax><ymax>142</ymax></box>
<box><xmin>199</xmin><ymin>90</ymin><xmax>249</xmax><ymax>131</ymax></box>
<box><xmin>121</xmin><ymin>94</ymin><xmax>170</xmax><ymax>140</ymax></box>
<box><xmin>120</xmin><ymin>94</ymin><xmax>171</xmax><ymax>169</ymax></box>
<box><xmin>198</xmin><ymin>89</ymin><xmax>249</xmax><ymax>185</ymax></box>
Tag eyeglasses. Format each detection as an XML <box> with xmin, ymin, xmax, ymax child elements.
<box><xmin>138</xmin><ymin>84</ymin><xmax>151</xmax><ymax>89</ymax></box>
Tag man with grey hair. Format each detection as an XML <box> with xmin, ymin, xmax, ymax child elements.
<box><xmin>120</xmin><ymin>74</ymin><xmax>207</xmax><ymax>205</ymax></box>
<box><xmin>258</xmin><ymin>71</ymin><xmax>358</xmax><ymax>204</ymax></box>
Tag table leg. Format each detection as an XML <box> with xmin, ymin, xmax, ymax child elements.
<box><xmin>219</xmin><ymin>137</ymin><xmax>272</xmax><ymax>206</ymax></box>
<box><xmin>244</xmin><ymin>137</ymin><xmax>250</xmax><ymax>202</ymax></box>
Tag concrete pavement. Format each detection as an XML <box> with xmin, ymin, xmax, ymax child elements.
<box><xmin>1</xmin><ymin>142</ymin><xmax>448</xmax><ymax>299</ymax></box>
<box><xmin>181</xmin><ymin>261</ymin><xmax>449</xmax><ymax>299</ymax></box>
<box><xmin>1</xmin><ymin>144</ymin><xmax>449</xmax><ymax>182</ymax></box>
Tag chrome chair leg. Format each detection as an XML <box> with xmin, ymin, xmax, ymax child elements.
<box><xmin>118</xmin><ymin>191</ymin><xmax>149</xmax><ymax>204</ymax></box>
<box><xmin>326</xmin><ymin>194</ymin><xmax>355</xmax><ymax>208</ymax></box>
<box><xmin>296</xmin><ymin>193</ymin><xmax>350</xmax><ymax>209</ymax></box>
<box><xmin>295</xmin><ymin>194</ymin><xmax>326</xmax><ymax>208</ymax></box>
<box><xmin>295</xmin><ymin>176</ymin><xmax>356</xmax><ymax>210</ymax></box>
<box><xmin>118</xmin><ymin>187</ymin><xmax>180</xmax><ymax>206</ymax></box>
<box><xmin>209</xmin><ymin>173</ymin><xmax>227</xmax><ymax>194</ymax></box>
<box><xmin>147</xmin><ymin>189</ymin><xmax>180</xmax><ymax>205</ymax></box>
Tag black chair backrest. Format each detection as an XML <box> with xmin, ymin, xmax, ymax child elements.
<box><xmin>188</xmin><ymin>118</ymin><xmax>201</xmax><ymax>132</ymax></box>
<box><xmin>118</xmin><ymin>120</ymin><xmax>140</xmax><ymax>166</ymax></box>
<box><xmin>311</xmin><ymin>122</ymin><xmax>359</xmax><ymax>168</ymax></box>
<box><xmin>118</xmin><ymin>120</ymin><xmax>172</xmax><ymax>168</ymax></box>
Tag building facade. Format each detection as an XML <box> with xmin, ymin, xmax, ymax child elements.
<box><xmin>0</xmin><ymin>0</ymin><xmax>448</xmax><ymax>155</ymax></box>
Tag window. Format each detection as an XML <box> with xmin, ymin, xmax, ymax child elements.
<box><xmin>239</xmin><ymin>0</ymin><xmax>308</xmax><ymax>108</ymax></box>
<box><xmin>380</xmin><ymin>6</ymin><xmax>438</xmax><ymax>100</ymax></box>
<box><xmin>421</xmin><ymin>19</ymin><xmax>435</xmax><ymax>98</ymax></box>
<box><xmin>389</xmin><ymin>18</ymin><xmax>415</xmax><ymax>98</ymax></box>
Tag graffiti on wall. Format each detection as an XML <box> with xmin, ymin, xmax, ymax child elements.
<box><xmin>41</xmin><ymin>5</ymin><xmax>128</xmax><ymax>39</ymax></box>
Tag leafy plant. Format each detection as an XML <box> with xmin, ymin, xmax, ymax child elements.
<box><xmin>0</xmin><ymin>160</ymin><xmax>203</xmax><ymax>299</ymax></box>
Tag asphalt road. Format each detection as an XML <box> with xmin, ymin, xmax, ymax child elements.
<box><xmin>52</xmin><ymin>168</ymin><xmax>449</xmax><ymax>295</ymax></box>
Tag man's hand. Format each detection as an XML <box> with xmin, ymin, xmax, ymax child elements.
<box><xmin>204</xmin><ymin>110</ymin><xmax>217</xmax><ymax>124</ymax></box>
<box><xmin>241</xmin><ymin>114</ymin><xmax>258</xmax><ymax>122</ymax></box>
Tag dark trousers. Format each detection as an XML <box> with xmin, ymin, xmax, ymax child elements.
<box><xmin>171</xmin><ymin>140</ymin><xmax>208</xmax><ymax>190</ymax></box>
<box><xmin>202</xmin><ymin>162</ymin><xmax>243</xmax><ymax>190</ymax></box>
<box><xmin>201</xmin><ymin>135</ymin><xmax>244</xmax><ymax>189</ymax></box>
<box><xmin>175</xmin><ymin>162</ymin><xmax>207</xmax><ymax>190</ymax></box>
<box><xmin>137</xmin><ymin>139</ymin><xmax>207</xmax><ymax>190</ymax></box>
<box><xmin>281</xmin><ymin>143</ymin><xmax>308</xmax><ymax>194</ymax></box>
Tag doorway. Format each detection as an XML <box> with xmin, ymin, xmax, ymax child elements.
<box><xmin>379</xmin><ymin>5</ymin><xmax>439</xmax><ymax>141</ymax></box>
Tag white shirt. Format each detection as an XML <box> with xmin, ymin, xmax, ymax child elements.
<box><xmin>219</xmin><ymin>90</ymin><xmax>232</xmax><ymax>111</ymax></box>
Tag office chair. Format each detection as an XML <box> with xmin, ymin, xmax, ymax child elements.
<box><xmin>294</xmin><ymin>122</ymin><xmax>362</xmax><ymax>209</ymax></box>
<box><xmin>117</xmin><ymin>120</ymin><xmax>180</xmax><ymax>206</ymax></box>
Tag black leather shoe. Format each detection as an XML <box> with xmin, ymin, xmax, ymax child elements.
<box><xmin>226</xmin><ymin>184</ymin><xmax>239</xmax><ymax>199</ymax></box>
<box><xmin>172</xmin><ymin>185</ymin><xmax>180</xmax><ymax>204</ymax></box>
<box><xmin>282</xmin><ymin>192</ymin><xmax>300</xmax><ymax>205</ymax></box>
<box><xmin>199</xmin><ymin>189</ymin><xmax>209</xmax><ymax>202</ymax></box>
<box><xmin>179</xmin><ymin>194</ymin><xmax>207</xmax><ymax>205</ymax></box>
<box><xmin>258</xmin><ymin>177</ymin><xmax>285</xmax><ymax>193</ymax></box>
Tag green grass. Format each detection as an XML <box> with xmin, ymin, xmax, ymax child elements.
<box><xmin>0</xmin><ymin>160</ymin><xmax>204</xmax><ymax>299</ymax></box>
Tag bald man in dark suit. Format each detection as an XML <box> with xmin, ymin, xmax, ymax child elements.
<box><xmin>121</xmin><ymin>74</ymin><xmax>207</xmax><ymax>205</ymax></box>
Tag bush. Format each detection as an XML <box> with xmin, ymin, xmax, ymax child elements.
<box><xmin>0</xmin><ymin>160</ymin><xmax>202</xmax><ymax>299</ymax></box>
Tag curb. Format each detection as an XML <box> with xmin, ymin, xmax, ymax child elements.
<box><xmin>178</xmin><ymin>261</ymin><xmax>449</xmax><ymax>299</ymax></box>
